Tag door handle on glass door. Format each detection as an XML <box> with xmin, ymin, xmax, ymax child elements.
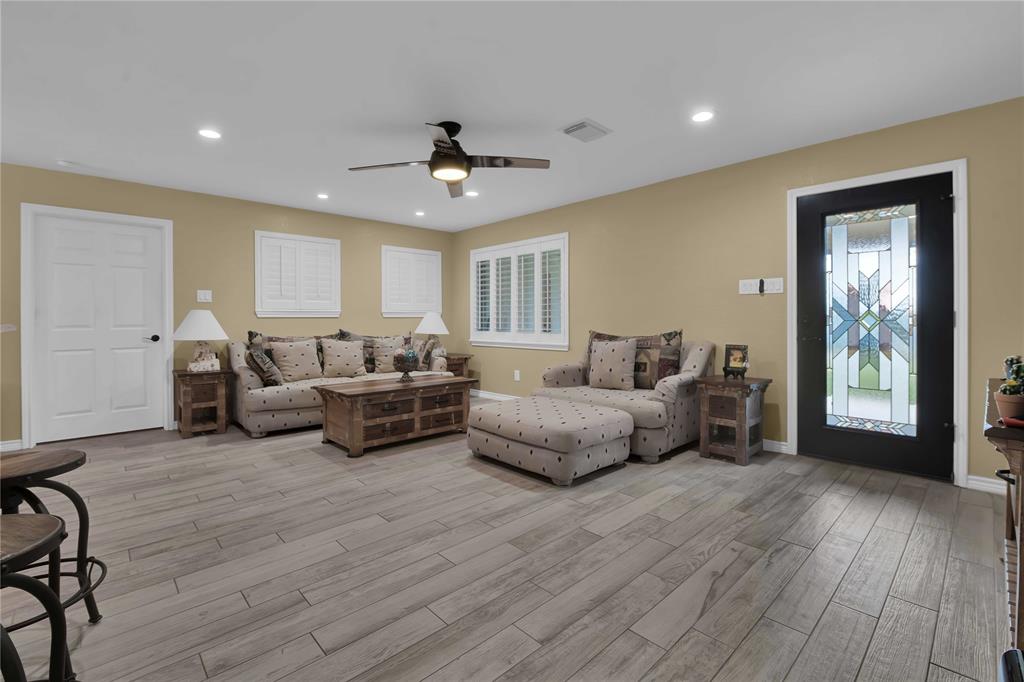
<box><xmin>143</xmin><ymin>335</ymin><xmax>160</xmax><ymax>342</ymax></box>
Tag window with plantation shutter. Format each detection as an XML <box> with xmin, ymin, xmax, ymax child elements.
<box><xmin>255</xmin><ymin>230</ymin><xmax>340</xmax><ymax>317</ymax></box>
<box><xmin>469</xmin><ymin>233</ymin><xmax>568</xmax><ymax>350</ymax></box>
<box><xmin>380</xmin><ymin>245</ymin><xmax>442</xmax><ymax>317</ymax></box>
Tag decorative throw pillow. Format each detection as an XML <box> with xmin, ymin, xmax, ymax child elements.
<box><xmin>268</xmin><ymin>340</ymin><xmax>322</xmax><ymax>382</ymax></box>
<box><xmin>371</xmin><ymin>337</ymin><xmax>405</xmax><ymax>373</ymax></box>
<box><xmin>582</xmin><ymin>329</ymin><xmax>683</xmax><ymax>389</ymax></box>
<box><xmin>340</xmin><ymin>329</ymin><xmax>411</xmax><ymax>372</ymax></box>
<box><xmin>245</xmin><ymin>350</ymin><xmax>284</xmax><ymax>386</ymax></box>
<box><xmin>589</xmin><ymin>338</ymin><xmax>637</xmax><ymax>391</ymax></box>
<box><xmin>320</xmin><ymin>339</ymin><xmax>367</xmax><ymax>379</ymax></box>
<box><xmin>249</xmin><ymin>330</ymin><xmax>341</xmax><ymax>368</ymax></box>
<box><xmin>411</xmin><ymin>336</ymin><xmax>440</xmax><ymax>371</ymax></box>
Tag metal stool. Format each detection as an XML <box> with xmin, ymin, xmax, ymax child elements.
<box><xmin>1</xmin><ymin>514</ymin><xmax>75</xmax><ymax>681</ymax></box>
<box><xmin>1</xmin><ymin>450</ymin><xmax>106</xmax><ymax>626</ymax></box>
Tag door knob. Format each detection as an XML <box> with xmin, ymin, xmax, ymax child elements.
<box><xmin>144</xmin><ymin>334</ymin><xmax>160</xmax><ymax>342</ymax></box>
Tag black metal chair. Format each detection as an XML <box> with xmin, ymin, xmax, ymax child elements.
<box><xmin>1</xmin><ymin>514</ymin><xmax>75</xmax><ymax>682</ymax></box>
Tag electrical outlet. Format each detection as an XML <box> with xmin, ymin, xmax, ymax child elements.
<box><xmin>513</xmin><ymin>370</ymin><xmax>521</xmax><ymax>382</ymax></box>
<box><xmin>196</xmin><ymin>289</ymin><xmax>213</xmax><ymax>303</ymax></box>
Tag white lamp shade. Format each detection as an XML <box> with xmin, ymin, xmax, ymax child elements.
<box><xmin>173</xmin><ymin>309</ymin><xmax>228</xmax><ymax>341</ymax></box>
<box><xmin>415</xmin><ymin>311</ymin><xmax>449</xmax><ymax>336</ymax></box>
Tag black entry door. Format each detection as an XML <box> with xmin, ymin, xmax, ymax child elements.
<box><xmin>796</xmin><ymin>172</ymin><xmax>954</xmax><ymax>479</ymax></box>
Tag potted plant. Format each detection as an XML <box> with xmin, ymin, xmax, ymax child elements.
<box><xmin>996</xmin><ymin>357</ymin><xmax>1024</xmax><ymax>421</ymax></box>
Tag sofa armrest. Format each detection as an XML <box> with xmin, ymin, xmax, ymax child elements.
<box><xmin>227</xmin><ymin>341</ymin><xmax>264</xmax><ymax>393</ymax></box>
<box><xmin>543</xmin><ymin>362</ymin><xmax>586</xmax><ymax>387</ymax></box>
<box><xmin>429</xmin><ymin>355</ymin><xmax>448</xmax><ymax>372</ymax></box>
<box><xmin>654</xmin><ymin>371</ymin><xmax>699</xmax><ymax>403</ymax></box>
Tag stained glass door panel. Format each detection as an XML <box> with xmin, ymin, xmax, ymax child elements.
<box><xmin>824</xmin><ymin>205</ymin><xmax>917</xmax><ymax>436</ymax></box>
<box><xmin>796</xmin><ymin>172</ymin><xmax>954</xmax><ymax>479</ymax></box>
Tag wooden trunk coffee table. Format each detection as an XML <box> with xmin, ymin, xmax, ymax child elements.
<box><xmin>314</xmin><ymin>376</ymin><xmax>478</xmax><ymax>457</ymax></box>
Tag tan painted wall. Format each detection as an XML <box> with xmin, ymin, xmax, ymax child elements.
<box><xmin>0</xmin><ymin>165</ymin><xmax>454</xmax><ymax>441</ymax></box>
<box><xmin>448</xmin><ymin>98</ymin><xmax>1024</xmax><ymax>479</ymax></box>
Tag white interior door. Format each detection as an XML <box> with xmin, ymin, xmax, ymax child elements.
<box><xmin>27</xmin><ymin>205</ymin><xmax>170</xmax><ymax>443</ymax></box>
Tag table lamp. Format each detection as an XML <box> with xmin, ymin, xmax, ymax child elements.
<box><xmin>173</xmin><ymin>309</ymin><xmax>229</xmax><ymax>372</ymax></box>
<box><xmin>415</xmin><ymin>311</ymin><xmax>449</xmax><ymax>340</ymax></box>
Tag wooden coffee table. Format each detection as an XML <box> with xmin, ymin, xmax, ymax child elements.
<box><xmin>314</xmin><ymin>376</ymin><xmax>478</xmax><ymax>457</ymax></box>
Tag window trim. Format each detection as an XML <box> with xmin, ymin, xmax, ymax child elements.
<box><xmin>380</xmin><ymin>244</ymin><xmax>443</xmax><ymax>318</ymax></box>
<box><xmin>254</xmin><ymin>230</ymin><xmax>341</xmax><ymax>318</ymax></box>
<box><xmin>469</xmin><ymin>232</ymin><xmax>569</xmax><ymax>351</ymax></box>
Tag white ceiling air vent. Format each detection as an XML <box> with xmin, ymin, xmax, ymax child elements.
<box><xmin>562</xmin><ymin>118</ymin><xmax>611</xmax><ymax>143</ymax></box>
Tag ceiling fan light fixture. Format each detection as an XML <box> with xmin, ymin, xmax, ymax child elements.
<box><xmin>432</xmin><ymin>167</ymin><xmax>469</xmax><ymax>182</ymax></box>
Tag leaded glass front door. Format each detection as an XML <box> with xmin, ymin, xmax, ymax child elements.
<box><xmin>797</xmin><ymin>173</ymin><xmax>954</xmax><ymax>479</ymax></box>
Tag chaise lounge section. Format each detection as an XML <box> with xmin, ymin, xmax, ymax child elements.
<box><xmin>534</xmin><ymin>339</ymin><xmax>714</xmax><ymax>461</ymax></box>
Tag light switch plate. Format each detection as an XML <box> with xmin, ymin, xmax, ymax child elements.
<box><xmin>763</xmin><ymin>277</ymin><xmax>784</xmax><ymax>294</ymax></box>
<box><xmin>196</xmin><ymin>289</ymin><xmax>213</xmax><ymax>303</ymax></box>
<box><xmin>739</xmin><ymin>279</ymin><xmax>760</xmax><ymax>295</ymax></box>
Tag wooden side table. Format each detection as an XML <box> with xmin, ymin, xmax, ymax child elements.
<box><xmin>696</xmin><ymin>376</ymin><xmax>772</xmax><ymax>465</ymax></box>
<box><xmin>445</xmin><ymin>353</ymin><xmax>473</xmax><ymax>378</ymax></box>
<box><xmin>985</xmin><ymin>378</ymin><xmax>1024</xmax><ymax>648</ymax></box>
<box><xmin>173</xmin><ymin>369</ymin><xmax>232</xmax><ymax>438</ymax></box>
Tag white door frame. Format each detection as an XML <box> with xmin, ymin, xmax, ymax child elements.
<box><xmin>786</xmin><ymin>159</ymin><xmax>969</xmax><ymax>487</ymax></box>
<box><xmin>20</xmin><ymin>203</ymin><xmax>175</xmax><ymax>448</ymax></box>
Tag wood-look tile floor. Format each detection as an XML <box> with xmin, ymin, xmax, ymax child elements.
<box><xmin>3</xmin><ymin>415</ymin><xmax>1007</xmax><ymax>681</ymax></box>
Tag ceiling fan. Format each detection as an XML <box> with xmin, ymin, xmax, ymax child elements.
<box><xmin>348</xmin><ymin>121</ymin><xmax>551</xmax><ymax>198</ymax></box>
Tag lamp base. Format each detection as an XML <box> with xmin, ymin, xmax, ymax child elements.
<box><xmin>187</xmin><ymin>340</ymin><xmax>221</xmax><ymax>372</ymax></box>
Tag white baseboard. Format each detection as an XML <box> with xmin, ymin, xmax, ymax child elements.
<box><xmin>0</xmin><ymin>439</ymin><xmax>24</xmax><ymax>452</ymax></box>
<box><xmin>764</xmin><ymin>439</ymin><xmax>795</xmax><ymax>455</ymax></box>
<box><xmin>470</xmin><ymin>389</ymin><xmax>518</xmax><ymax>401</ymax></box>
<box><xmin>965</xmin><ymin>474</ymin><xmax>1005</xmax><ymax>496</ymax></box>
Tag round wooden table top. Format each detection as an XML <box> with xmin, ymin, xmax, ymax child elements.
<box><xmin>0</xmin><ymin>449</ymin><xmax>86</xmax><ymax>486</ymax></box>
<box><xmin>0</xmin><ymin>514</ymin><xmax>65</xmax><ymax>570</ymax></box>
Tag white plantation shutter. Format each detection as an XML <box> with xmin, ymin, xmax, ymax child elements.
<box><xmin>381</xmin><ymin>246</ymin><xmax>442</xmax><ymax>317</ymax></box>
<box><xmin>474</xmin><ymin>260</ymin><xmax>491</xmax><ymax>332</ymax></box>
<box><xmin>255</xmin><ymin>231</ymin><xmax>340</xmax><ymax>317</ymax></box>
<box><xmin>469</xmin><ymin>233</ymin><xmax>567</xmax><ymax>350</ymax></box>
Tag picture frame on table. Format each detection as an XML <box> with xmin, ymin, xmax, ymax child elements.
<box><xmin>723</xmin><ymin>344</ymin><xmax>749</xmax><ymax>380</ymax></box>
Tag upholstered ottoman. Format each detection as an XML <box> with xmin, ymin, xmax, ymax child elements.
<box><xmin>467</xmin><ymin>397</ymin><xmax>634</xmax><ymax>486</ymax></box>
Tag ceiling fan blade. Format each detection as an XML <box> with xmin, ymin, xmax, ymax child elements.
<box><xmin>426</xmin><ymin>123</ymin><xmax>457</xmax><ymax>156</ymax></box>
<box><xmin>447</xmin><ymin>181</ymin><xmax>464</xmax><ymax>198</ymax></box>
<box><xmin>349</xmin><ymin>160</ymin><xmax>428</xmax><ymax>171</ymax></box>
<box><xmin>469</xmin><ymin>155</ymin><xmax>550</xmax><ymax>169</ymax></box>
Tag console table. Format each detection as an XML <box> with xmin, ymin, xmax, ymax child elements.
<box><xmin>315</xmin><ymin>375</ymin><xmax>477</xmax><ymax>457</ymax></box>
<box><xmin>986</xmin><ymin>377</ymin><xmax>1024</xmax><ymax>648</ymax></box>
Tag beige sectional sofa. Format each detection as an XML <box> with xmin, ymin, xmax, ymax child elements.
<box><xmin>227</xmin><ymin>340</ymin><xmax>450</xmax><ymax>438</ymax></box>
<box><xmin>534</xmin><ymin>339</ymin><xmax>715</xmax><ymax>462</ymax></box>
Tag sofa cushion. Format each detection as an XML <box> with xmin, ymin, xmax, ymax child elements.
<box><xmin>242</xmin><ymin>371</ymin><xmax>452</xmax><ymax>412</ymax></box>
<box><xmin>588</xmin><ymin>339</ymin><xmax>636</xmax><ymax>391</ymax></box>
<box><xmin>339</xmin><ymin>329</ymin><xmax>412</xmax><ymax>373</ymax></box>
<box><xmin>372</xmin><ymin>337</ymin><xmax>405</xmax><ymax>373</ymax></box>
<box><xmin>321</xmin><ymin>339</ymin><xmax>368</xmax><ymax>378</ymax></box>
<box><xmin>582</xmin><ymin>329</ymin><xmax>683</xmax><ymax>389</ymax></box>
<box><xmin>530</xmin><ymin>386</ymin><xmax>669</xmax><ymax>429</ymax></box>
<box><xmin>411</xmin><ymin>336</ymin><xmax>440</xmax><ymax>371</ymax></box>
<box><xmin>268</xmin><ymin>340</ymin><xmax>323</xmax><ymax>382</ymax></box>
<box><xmin>469</xmin><ymin>397</ymin><xmax>633</xmax><ymax>454</ymax></box>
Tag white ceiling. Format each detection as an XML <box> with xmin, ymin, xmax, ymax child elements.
<box><xmin>3</xmin><ymin>2</ymin><xmax>1021</xmax><ymax>231</ymax></box>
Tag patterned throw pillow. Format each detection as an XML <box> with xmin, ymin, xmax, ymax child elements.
<box><xmin>589</xmin><ymin>339</ymin><xmax>637</xmax><ymax>391</ymax></box>
<box><xmin>371</xmin><ymin>337</ymin><xmax>405</xmax><ymax>373</ymax></box>
<box><xmin>320</xmin><ymin>339</ymin><xmax>368</xmax><ymax>379</ymax></box>
<box><xmin>268</xmin><ymin>340</ymin><xmax>323</xmax><ymax>382</ymax></box>
<box><xmin>582</xmin><ymin>329</ymin><xmax>683</xmax><ymax>389</ymax></box>
<box><xmin>249</xmin><ymin>330</ymin><xmax>341</xmax><ymax>368</ymax></box>
<box><xmin>411</xmin><ymin>336</ymin><xmax>440</xmax><ymax>371</ymax></box>
<box><xmin>245</xmin><ymin>350</ymin><xmax>284</xmax><ymax>386</ymax></box>
<box><xmin>339</xmin><ymin>329</ymin><xmax>411</xmax><ymax>373</ymax></box>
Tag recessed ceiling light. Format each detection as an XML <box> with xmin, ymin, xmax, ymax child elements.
<box><xmin>317</xmin><ymin>193</ymin><xmax>329</xmax><ymax>199</ymax></box>
<box><xmin>198</xmin><ymin>128</ymin><xmax>222</xmax><ymax>139</ymax></box>
<box><xmin>691</xmin><ymin>111</ymin><xmax>714</xmax><ymax>123</ymax></box>
<box><xmin>56</xmin><ymin>159</ymin><xmax>76</xmax><ymax>167</ymax></box>
<box><xmin>415</xmin><ymin>211</ymin><xmax>425</xmax><ymax>217</ymax></box>
<box><xmin>466</xmin><ymin>191</ymin><xmax>479</xmax><ymax>197</ymax></box>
